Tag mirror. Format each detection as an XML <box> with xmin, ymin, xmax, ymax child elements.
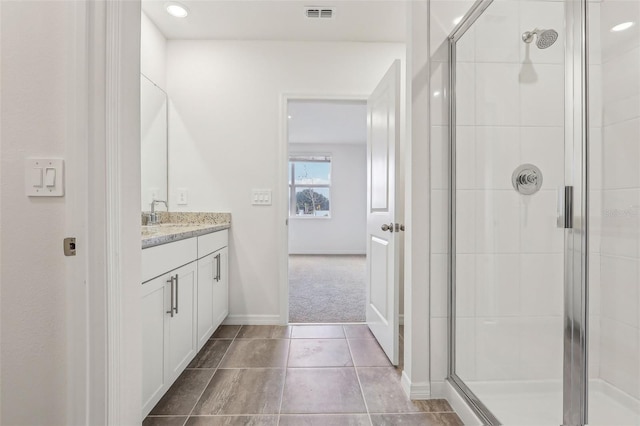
<box><xmin>140</xmin><ymin>74</ymin><xmax>168</xmax><ymax>211</ymax></box>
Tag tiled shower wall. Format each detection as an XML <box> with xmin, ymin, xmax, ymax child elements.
<box><xmin>595</xmin><ymin>0</ymin><xmax>640</xmax><ymax>399</ymax></box>
<box><xmin>430</xmin><ymin>0</ymin><xmax>568</xmax><ymax>385</ymax></box>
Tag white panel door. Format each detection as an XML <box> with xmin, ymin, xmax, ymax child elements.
<box><xmin>366</xmin><ymin>60</ymin><xmax>401</xmax><ymax>365</ymax></box>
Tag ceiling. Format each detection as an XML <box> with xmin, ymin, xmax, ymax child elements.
<box><xmin>287</xmin><ymin>100</ymin><xmax>367</xmax><ymax>145</ymax></box>
<box><xmin>141</xmin><ymin>0</ymin><xmax>406</xmax><ymax>42</ymax></box>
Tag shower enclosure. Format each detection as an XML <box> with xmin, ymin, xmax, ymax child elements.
<box><xmin>447</xmin><ymin>0</ymin><xmax>640</xmax><ymax>424</ymax></box>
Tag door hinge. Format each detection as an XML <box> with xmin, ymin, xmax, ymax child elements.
<box><xmin>63</xmin><ymin>237</ymin><xmax>76</xmax><ymax>256</ymax></box>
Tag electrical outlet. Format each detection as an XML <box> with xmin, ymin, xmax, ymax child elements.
<box><xmin>177</xmin><ymin>188</ymin><xmax>188</xmax><ymax>205</ymax></box>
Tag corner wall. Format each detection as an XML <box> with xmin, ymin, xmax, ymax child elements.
<box><xmin>1</xmin><ymin>2</ymin><xmax>70</xmax><ymax>424</ymax></box>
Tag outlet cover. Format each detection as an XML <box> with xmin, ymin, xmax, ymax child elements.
<box><xmin>177</xmin><ymin>188</ymin><xmax>188</xmax><ymax>205</ymax></box>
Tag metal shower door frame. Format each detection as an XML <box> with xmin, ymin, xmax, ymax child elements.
<box><xmin>445</xmin><ymin>0</ymin><xmax>590</xmax><ymax>424</ymax></box>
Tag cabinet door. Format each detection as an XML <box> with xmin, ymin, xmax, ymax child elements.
<box><xmin>141</xmin><ymin>273</ymin><xmax>170</xmax><ymax>416</ymax></box>
<box><xmin>213</xmin><ymin>247</ymin><xmax>229</xmax><ymax>329</ymax></box>
<box><xmin>197</xmin><ymin>253</ymin><xmax>215</xmax><ymax>350</ymax></box>
<box><xmin>167</xmin><ymin>261</ymin><xmax>198</xmax><ymax>381</ymax></box>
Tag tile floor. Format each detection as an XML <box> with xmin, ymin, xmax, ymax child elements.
<box><xmin>144</xmin><ymin>325</ymin><xmax>463</xmax><ymax>426</ymax></box>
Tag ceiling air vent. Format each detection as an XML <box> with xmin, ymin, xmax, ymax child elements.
<box><xmin>305</xmin><ymin>7</ymin><xmax>335</xmax><ymax>19</ymax></box>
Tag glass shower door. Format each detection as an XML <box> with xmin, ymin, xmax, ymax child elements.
<box><xmin>448</xmin><ymin>0</ymin><xmax>585</xmax><ymax>424</ymax></box>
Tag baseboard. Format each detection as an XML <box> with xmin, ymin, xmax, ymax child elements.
<box><xmin>431</xmin><ymin>380</ymin><xmax>482</xmax><ymax>426</ymax></box>
<box><xmin>400</xmin><ymin>371</ymin><xmax>431</xmax><ymax>400</ymax></box>
<box><xmin>223</xmin><ymin>315</ymin><xmax>283</xmax><ymax>325</ymax></box>
<box><xmin>288</xmin><ymin>250</ymin><xmax>366</xmax><ymax>255</ymax></box>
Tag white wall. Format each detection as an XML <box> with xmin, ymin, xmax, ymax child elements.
<box><xmin>1</xmin><ymin>2</ymin><xmax>70</xmax><ymax>424</ymax></box>
<box><xmin>596</xmin><ymin>0</ymin><xmax>640</xmax><ymax>399</ymax></box>
<box><xmin>166</xmin><ymin>40</ymin><xmax>405</xmax><ymax>322</ymax></box>
<box><xmin>141</xmin><ymin>11</ymin><xmax>167</xmax><ymax>90</ymax></box>
<box><xmin>288</xmin><ymin>143</ymin><xmax>366</xmax><ymax>255</ymax></box>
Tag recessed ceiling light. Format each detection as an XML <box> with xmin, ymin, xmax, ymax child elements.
<box><xmin>433</xmin><ymin>91</ymin><xmax>441</xmax><ymax>97</ymax></box>
<box><xmin>166</xmin><ymin>2</ymin><xmax>189</xmax><ymax>18</ymax></box>
<box><xmin>453</xmin><ymin>16</ymin><xmax>463</xmax><ymax>26</ymax></box>
<box><xmin>611</xmin><ymin>21</ymin><xmax>634</xmax><ymax>32</ymax></box>
<box><xmin>288</xmin><ymin>115</ymin><xmax>292</xmax><ymax>119</ymax></box>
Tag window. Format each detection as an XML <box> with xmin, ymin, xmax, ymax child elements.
<box><xmin>289</xmin><ymin>155</ymin><xmax>331</xmax><ymax>217</ymax></box>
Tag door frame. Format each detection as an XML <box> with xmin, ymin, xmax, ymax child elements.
<box><xmin>69</xmin><ymin>0</ymin><xmax>143</xmax><ymax>424</ymax></box>
<box><xmin>446</xmin><ymin>0</ymin><xmax>589</xmax><ymax>425</ymax></box>
<box><xmin>278</xmin><ymin>93</ymin><xmax>369</xmax><ymax>325</ymax></box>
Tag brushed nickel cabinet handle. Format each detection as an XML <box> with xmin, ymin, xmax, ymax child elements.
<box><xmin>174</xmin><ymin>274</ymin><xmax>179</xmax><ymax>315</ymax></box>
<box><xmin>166</xmin><ymin>276</ymin><xmax>174</xmax><ymax>318</ymax></box>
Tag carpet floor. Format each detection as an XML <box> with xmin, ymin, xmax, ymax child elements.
<box><xmin>288</xmin><ymin>255</ymin><xmax>366</xmax><ymax>323</ymax></box>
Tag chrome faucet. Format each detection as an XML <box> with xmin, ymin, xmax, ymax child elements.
<box><xmin>148</xmin><ymin>199</ymin><xmax>168</xmax><ymax>225</ymax></box>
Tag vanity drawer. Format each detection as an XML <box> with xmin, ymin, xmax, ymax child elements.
<box><xmin>142</xmin><ymin>237</ymin><xmax>198</xmax><ymax>283</ymax></box>
<box><xmin>198</xmin><ymin>229</ymin><xmax>228</xmax><ymax>258</ymax></box>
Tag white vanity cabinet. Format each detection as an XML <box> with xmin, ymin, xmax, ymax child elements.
<box><xmin>197</xmin><ymin>230</ymin><xmax>229</xmax><ymax>350</ymax></box>
<box><xmin>141</xmin><ymin>238</ymin><xmax>199</xmax><ymax>416</ymax></box>
<box><xmin>141</xmin><ymin>229</ymin><xmax>229</xmax><ymax>417</ymax></box>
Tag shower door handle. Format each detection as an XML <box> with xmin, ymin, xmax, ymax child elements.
<box><xmin>557</xmin><ymin>186</ymin><xmax>573</xmax><ymax>229</ymax></box>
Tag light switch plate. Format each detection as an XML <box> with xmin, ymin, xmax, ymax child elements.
<box><xmin>252</xmin><ymin>189</ymin><xmax>272</xmax><ymax>206</ymax></box>
<box><xmin>26</xmin><ymin>158</ymin><xmax>64</xmax><ymax>197</ymax></box>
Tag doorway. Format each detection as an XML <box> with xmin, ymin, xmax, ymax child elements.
<box><xmin>286</xmin><ymin>99</ymin><xmax>368</xmax><ymax>323</ymax></box>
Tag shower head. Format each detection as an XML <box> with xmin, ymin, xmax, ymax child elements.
<box><xmin>522</xmin><ymin>28</ymin><xmax>559</xmax><ymax>49</ymax></box>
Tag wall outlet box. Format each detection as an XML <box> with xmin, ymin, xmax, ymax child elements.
<box><xmin>177</xmin><ymin>188</ymin><xmax>188</xmax><ymax>205</ymax></box>
<box><xmin>252</xmin><ymin>189</ymin><xmax>272</xmax><ymax>206</ymax></box>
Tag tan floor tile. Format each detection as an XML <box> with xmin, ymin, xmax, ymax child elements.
<box><xmin>219</xmin><ymin>339</ymin><xmax>289</xmax><ymax>368</ymax></box>
<box><xmin>279</xmin><ymin>414</ymin><xmax>370</xmax><ymax>425</ymax></box>
<box><xmin>192</xmin><ymin>369</ymin><xmax>285</xmax><ymax>415</ymax></box>
<box><xmin>291</xmin><ymin>325</ymin><xmax>346</xmax><ymax>339</ymax></box>
<box><xmin>188</xmin><ymin>339</ymin><xmax>232</xmax><ymax>368</ymax></box>
<box><xmin>348</xmin><ymin>339</ymin><xmax>392</xmax><ymax>367</ymax></box>
<box><xmin>236</xmin><ymin>325</ymin><xmax>291</xmax><ymax>339</ymax></box>
<box><xmin>186</xmin><ymin>415</ymin><xmax>278</xmax><ymax>425</ymax></box>
<box><xmin>212</xmin><ymin>325</ymin><xmax>241</xmax><ymax>339</ymax></box>
<box><xmin>343</xmin><ymin>325</ymin><xmax>374</xmax><ymax>339</ymax></box>
<box><xmin>150</xmin><ymin>369</ymin><xmax>215</xmax><ymax>415</ymax></box>
<box><xmin>288</xmin><ymin>339</ymin><xmax>353</xmax><ymax>368</ymax></box>
<box><xmin>370</xmin><ymin>413</ymin><xmax>463</xmax><ymax>426</ymax></box>
<box><xmin>281</xmin><ymin>368</ymin><xmax>366</xmax><ymax>414</ymax></box>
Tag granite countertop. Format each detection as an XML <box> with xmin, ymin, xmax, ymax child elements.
<box><xmin>142</xmin><ymin>212</ymin><xmax>231</xmax><ymax>249</ymax></box>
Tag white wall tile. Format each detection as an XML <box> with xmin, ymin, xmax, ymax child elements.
<box><xmin>520</xmin><ymin>126</ymin><xmax>564</xmax><ymax>190</ymax></box>
<box><xmin>520</xmin><ymin>254</ymin><xmax>563</xmax><ymax>316</ymax></box>
<box><xmin>474</xmin><ymin>0</ymin><xmax>520</xmax><ymax>64</ymax></box>
<box><xmin>603</xmin><ymin>47</ymin><xmax>640</xmax><ymax>126</ymax></box>
<box><xmin>475</xmin><ymin>63</ymin><xmax>521</xmax><ymax>126</ymax></box>
<box><xmin>431</xmin><ymin>126</ymin><xmax>448</xmax><ymax>190</ymax></box>
<box><xmin>600</xmin><ymin>318</ymin><xmax>640</xmax><ymax>399</ymax></box>
<box><xmin>601</xmin><ymin>189</ymin><xmax>640</xmax><ymax>258</ymax></box>
<box><xmin>601</xmin><ymin>255</ymin><xmax>639</xmax><ymax>327</ymax></box>
<box><xmin>456</xmin><ymin>317</ymin><xmax>477</xmax><ymax>380</ymax></box>
<box><xmin>520</xmin><ymin>64</ymin><xmax>565</xmax><ymax>127</ymax></box>
<box><xmin>520</xmin><ymin>317</ymin><xmax>564</xmax><ymax>380</ymax></box>
<box><xmin>456</xmin><ymin>125</ymin><xmax>476</xmax><ymax>190</ymax></box>
<box><xmin>475</xmin><ymin>254</ymin><xmax>520</xmax><ymax>317</ymax></box>
<box><xmin>475</xmin><ymin>318</ymin><xmax>521</xmax><ymax>380</ymax></box>
<box><xmin>475</xmin><ymin>191</ymin><xmax>521</xmax><ymax>253</ymax></box>
<box><xmin>431</xmin><ymin>189</ymin><xmax>449</xmax><ymax>254</ymax></box>
<box><xmin>520</xmin><ymin>190</ymin><xmax>564</xmax><ymax>254</ymax></box>
<box><xmin>456</xmin><ymin>254</ymin><xmax>476</xmax><ymax>318</ymax></box>
<box><xmin>590</xmin><ymin>255</ymin><xmax>602</xmax><ymax>317</ymax></box>
<box><xmin>456</xmin><ymin>62</ymin><xmax>476</xmax><ymax>126</ymax></box>
<box><xmin>603</xmin><ymin>119</ymin><xmax>640</xmax><ymax>189</ymax></box>
<box><xmin>475</xmin><ymin>126</ymin><xmax>520</xmax><ymax>190</ymax></box>
<box><xmin>456</xmin><ymin>190</ymin><xmax>476</xmax><ymax>254</ymax></box>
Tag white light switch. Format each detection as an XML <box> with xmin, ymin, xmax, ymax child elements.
<box><xmin>252</xmin><ymin>189</ymin><xmax>272</xmax><ymax>206</ymax></box>
<box><xmin>31</xmin><ymin>168</ymin><xmax>43</xmax><ymax>188</ymax></box>
<box><xmin>26</xmin><ymin>158</ymin><xmax>64</xmax><ymax>197</ymax></box>
<box><xmin>45</xmin><ymin>168</ymin><xmax>56</xmax><ymax>187</ymax></box>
